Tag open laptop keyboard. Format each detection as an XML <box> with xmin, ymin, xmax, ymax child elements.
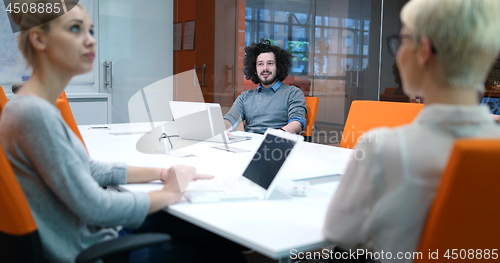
<box><xmin>200</xmin><ymin>178</ymin><xmax>257</xmax><ymax>196</ymax></box>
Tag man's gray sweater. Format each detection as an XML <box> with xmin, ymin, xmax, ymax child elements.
<box><xmin>224</xmin><ymin>82</ymin><xmax>307</xmax><ymax>134</ymax></box>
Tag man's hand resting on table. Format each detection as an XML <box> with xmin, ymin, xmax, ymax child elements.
<box><xmin>148</xmin><ymin>165</ymin><xmax>214</xmax><ymax>213</ymax></box>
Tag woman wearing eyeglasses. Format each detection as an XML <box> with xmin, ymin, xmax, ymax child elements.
<box><xmin>0</xmin><ymin>1</ymin><xmax>245</xmax><ymax>262</ymax></box>
<box><xmin>323</xmin><ymin>0</ymin><xmax>500</xmax><ymax>261</ymax></box>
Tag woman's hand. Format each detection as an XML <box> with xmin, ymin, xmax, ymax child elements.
<box><xmin>160</xmin><ymin>165</ymin><xmax>213</xmax><ymax>184</ymax></box>
<box><xmin>148</xmin><ymin>165</ymin><xmax>214</xmax><ymax>214</ymax></box>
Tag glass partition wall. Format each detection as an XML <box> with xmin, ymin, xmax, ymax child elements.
<box><xmin>237</xmin><ymin>0</ymin><xmax>381</xmax><ymax>143</ymax></box>
<box><xmin>181</xmin><ymin>0</ymin><xmax>384</xmax><ymax>144</ymax></box>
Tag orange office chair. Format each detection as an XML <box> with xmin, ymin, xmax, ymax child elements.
<box><xmin>0</xmin><ymin>89</ymin><xmax>86</xmax><ymax>147</ymax></box>
<box><xmin>0</xmin><ymin>86</ymin><xmax>8</xmax><ymax>116</ymax></box>
<box><xmin>0</xmin><ymin>141</ymin><xmax>40</xmax><ymax>262</ymax></box>
<box><xmin>304</xmin><ymin>96</ymin><xmax>319</xmax><ymax>142</ymax></box>
<box><xmin>415</xmin><ymin>139</ymin><xmax>500</xmax><ymax>262</ymax></box>
<box><xmin>340</xmin><ymin>100</ymin><xmax>424</xmax><ymax>149</ymax></box>
<box><xmin>57</xmin><ymin>91</ymin><xmax>86</xmax><ymax>148</ymax></box>
<box><xmin>0</xmin><ymin>144</ymin><xmax>171</xmax><ymax>263</ymax></box>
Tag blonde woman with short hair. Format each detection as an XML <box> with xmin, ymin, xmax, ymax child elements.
<box><xmin>323</xmin><ymin>0</ymin><xmax>500</xmax><ymax>262</ymax></box>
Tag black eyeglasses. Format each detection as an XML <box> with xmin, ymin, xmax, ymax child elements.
<box><xmin>158</xmin><ymin>133</ymin><xmax>179</xmax><ymax>149</ymax></box>
<box><xmin>387</xmin><ymin>34</ymin><xmax>437</xmax><ymax>57</ymax></box>
<box><xmin>387</xmin><ymin>34</ymin><xmax>413</xmax><ymax>57</ymax></box>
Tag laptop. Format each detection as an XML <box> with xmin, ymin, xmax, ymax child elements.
<box><xmin>184</xmin><ymin>128</ymin><xmax>303</xmax><ymax>203</ymax></box>
<box><xmin>481</xmin><ymin>97</ymin><xmax>500</xmax><ymax>115</ymax></box>
<box><xmin>169</xmin><ymin>101</ymin><xmax>251</xmax><ymax>143</ymax></box>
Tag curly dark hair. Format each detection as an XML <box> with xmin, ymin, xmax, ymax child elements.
<box><xmin>244</xmin><ymin>39</ymin><xmax>292</xmax><ymax>84</ymax></box>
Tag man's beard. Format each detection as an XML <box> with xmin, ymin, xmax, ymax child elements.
<box><xmin>259</xmin><ymin>71</ymin><xmax>277</xmax><ymax>86</ymax></box>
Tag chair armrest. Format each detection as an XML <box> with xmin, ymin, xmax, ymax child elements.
<box><xmin>75</xmin><ymin>233</ymin><xmax>171</xmax><ymax>263</ymax></box>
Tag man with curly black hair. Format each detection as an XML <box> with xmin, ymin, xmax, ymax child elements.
<box><xmin>223</xmin><ymin>39</ymin><xmax>307</xmax><ymax>134</ymax></box>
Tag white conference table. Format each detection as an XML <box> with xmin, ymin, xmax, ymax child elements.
<box><xmin>79</xmin><ymin>122</ymin><xmax>353</xmax><ymax>262</ymax></box>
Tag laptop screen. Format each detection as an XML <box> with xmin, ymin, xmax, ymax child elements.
<box><xmin>243</xmin><ymin>134</ymin><xmax>296</xmax><ymax>189</ymax></box>
<box><xmin>481</xmin><ymin>97</ymin><xmax>500</xmax><ymax>115</ymax></box>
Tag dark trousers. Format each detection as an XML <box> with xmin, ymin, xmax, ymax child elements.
<box><xmin>119</xmin><ymin>211</ymin><xmax>246</xmax><ymax>263</ymax></box>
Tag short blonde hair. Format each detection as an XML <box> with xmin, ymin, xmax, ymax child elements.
<box><xmin>12</xmin><ymin>0</ymin><xmax>81</xmax><ymax>68</ymax></box>
<box><xmin>401</xmin><ymin>0</ymin><xmax>500</xmax><ymax>90</ymax></box>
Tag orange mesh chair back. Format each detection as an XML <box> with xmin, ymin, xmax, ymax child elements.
<box><xmin>304</xmin><ymin>96</ymin><xmax>319</xmax><ymax>140</ymax></box>
<box><xmin>416</xmin><ymin>139</ymin><xmax>500</xmax><ymax>262</ymax></box>
<box><xmin>0</xmin><ymin>85</ymin><xmax>8</xmax><ymax>116</ymax></box>
<box><xmin>57</xmin><ymin>92</ymin><xmax>86</xmax><ymax>148</ymax></box>
<box><xmin>0</xmin><ymin>145</ymin><xmax>44</xmax><ymax>262</ymax></box>
<box><xmin>340</xmin><ymin>100</ymin><xmax>424</xmax><ymax>149</ymax></box>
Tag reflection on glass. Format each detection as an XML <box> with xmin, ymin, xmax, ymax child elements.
<box><xmin>245</xmin><ymin>7</ymin><xmax>253</xmax><ymax>19</ymax></box>
<box><xmin>245</xmin><ymin>3</ymin><xmax>313</xmax><ymax>76</ymax></box>
<box><xmin>315</xmin><ymin>16</ymin><xmax>322</xmax><ymax>26</ymax></box>
<box><xmin>274</xmin><ymin>11</ymin><xmax>289</xmax><ymax>23</ymax></box>
<box><xmin>260</xmin><ymin>9</ymin><xmax>273</xmax><ymax>21</ymax></box>
<box><xmin>245</xmin><ymin>22</ymin><xmax>252</xmax><ymax>42</ymax></box>
<box><xmin>364</xmin><ymin>20</ymin><xmax>370</xmax><ymax>31</ymax></box>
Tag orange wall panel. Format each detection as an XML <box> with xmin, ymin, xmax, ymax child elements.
<box><xmin>173</xmin><ymin>0</ymin><xmax>196</xmax><ymax>75</ymax></box>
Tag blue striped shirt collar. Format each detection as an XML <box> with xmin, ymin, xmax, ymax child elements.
<box><xmin>257</xmin><ymin>80</ymin><xmax>282</xmax><ymax>92</ymax></box>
